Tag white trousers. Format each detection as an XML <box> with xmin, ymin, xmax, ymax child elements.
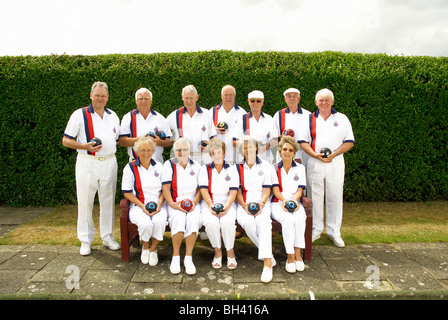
<box><xmin>129</xmin><ymin>204</ymin><xmax>168</xmax><ymax>242</ymax></box>
<box><xmin>200</xmin><ymin>201</ymin><xmax>237</xmax><ymax>251</ymax></box>
<box><xmin>167</xmin><ymin>204</ymin><xmax>202</xmax><ymax>238</ymax></box>
<box><xmin>271</xmin><ymin>202</ymin><xmax>306</xmax><ymax>254</ymax></box>
<box><xmin>306</xmin><ymin>155</ymin><xmax>345</xmax><ymax>238</ymax></box>
<box><xmin>236</xmin><ymin>203</ymin><xmax>272</xmax><ymax>260</ymax></box>
<box><xmin>75</xmin><ymin>154</ymin><xmax>117</xmax><ymax>244</ymax></box>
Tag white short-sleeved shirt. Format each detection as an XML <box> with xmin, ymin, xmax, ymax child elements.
<box><xmin>234</xmin><ymin>111</ymin><xmax>278</xmax><ymax>163</ymax></box>
<box><xmin>121</xmin><ymin>158</ymin><xmax>163</xmax><ymax>206</ymax></box>
<box><xmin>271</xmin><ymin>160</ymin><xmax>306</xmax><ymax>203</ymax></box>
<box><xmin>236</xmin><ymin>157</ymin><xmax>273</xmax><ymax>203</ymax></box>
<box><xmin>63</xmin><ymin>105</ymin><xmax>120</xmax><ymax>156</ymax></box>
<box><xmin>167</xmin><ymin>105</ymin><xmax>217</xmax><ymax>154</ymax></box>
<box><xmin>210</xmin><ymin>103</ymin><xmax>247</xmax><ymax>164</ymax></box>
<box><xmin>198</xmin><ymin>161</ymin><xmax>239</xmax><ymax>203</ymax></box>
<box><xmin>161</xmin><ymin>157</ymin><xmax>201</xmax><ymax>202</ymax></box>
<box><xmin>120</xmin><ymin>108</ymin><xmax>172</xmax><ymax>163</ymax></box>
<box><xmin>297</xmin><ymin>108</ymin><xmax>355</xmax><ymax>153</ymax></box>
<box><xmin>273</xmin><ymin>106</ymin><xmax>311</xmax><ymax>160</ymax></box>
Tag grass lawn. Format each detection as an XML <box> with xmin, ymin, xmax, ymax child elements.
<box><xmin>1</xmin><ymin>201</ymin><xmax>447</xmax><ymax>246</ymax></box>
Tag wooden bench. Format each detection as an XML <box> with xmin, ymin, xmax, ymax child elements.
<box><xmin>120</xmin><ymin>197</ymin><xmax>313</xmax><ymax>263</ymax></box>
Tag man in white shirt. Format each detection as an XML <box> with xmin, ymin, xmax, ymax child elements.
<box><xmin>298</xmin><ymin>88</ymin><xmax>355</xmax><ymax>247</ymax></box>
<box><xmin>273</xmin><ymin>88</ymin><xmax>311</xmax><ymax>165</ymax></box>
<box><xmin>119</xmin><ymin>88</ymin><xmax>173</xmax><ymax>163</ymax></box>
<box><xmin>167</xmin><ymin>85</ymin><xmax>217</xmax><ymax>164</ymax></box>
<box><xmin>235</xmin><ymin>90</ymin><xmax>278</xmax><ymax>163</ymax></box>
<box><xmin>210</xmin><ymin>85</ymin><xmax>247</xmax><ymax>164</ymax></box>
<box><xmin>62</xmin><ymin>81</ymin><xmax>121</xmax><ymax>256</ymax></box>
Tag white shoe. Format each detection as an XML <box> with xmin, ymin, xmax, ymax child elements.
<box><xmin>141</xmin><ymin>249</ymin><xmax>150</xmax><ymax>264</ymax></box>
<box><xmin>295</xmin><ymin>260</ymin><xmax>305</xmax><ymax>272</ymax></box>
<box><xmin>103</xmin><ymin>239</ymin><xmax>121</xmax><ymax>251</ymax></box>
<box><xmin>285</xmin><ymin>261</ymin><xmax>296</xmax><ymax>273</ymax></box>
<box><xmin>329</xmin><ymin>235</ymin><xmax>345</xmax><ymax>248</ymax></box>
<box><xmin>261</xmin><ymin>267</ymin><xmax>273</xmax><ymax>283</ymax></box>
<box><xmin>149</xmin><ymin>250</ymin><xmax>158</xmax><ymax>266</ymax></box>
<box><xmin>170</xmin><ymin>256</ymin><xmax>181</xmax><ymax>274</ymax></box>
<box><xmin>80</xmin><ymin>242</ymin><xmax>91</xmax><ymax>256</ymax></box>
<box><xmin>184</xmin><ymin>256</ymin><xmax>196</xmax><ymax>275</ymax></box>
<box><xmin>271</xmin><ymin>256</ymin><xmax>277</xmax><ymax>267</ymax></box>
<box><xmin>312</xmin><ymin>233</ymin><xmax>321</xmax><ymax>242</ymax></box>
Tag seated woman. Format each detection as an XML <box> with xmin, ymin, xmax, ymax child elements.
<box><xmin>271</xmin><ymin>136</ymin><xmax>307</xmax><ymax>273</ymax></box>
<box><xmin>162</xmin><ymin>138</ymin><xmax>202</xmax><ymax>275</ymax></box>
<box><xmin>235</xmin><ymin>136</ymin><xmax>275</xmax><ymax>283</ymax></box>
<box><xmin>121</xmin><ymin>136</ymin><xmax>167</xmax><ymax>265</ymax></box>
<box><xmin>198</xmin><ymin>139</ymin><xmax>239</xmax><ymax>270</ymax></box>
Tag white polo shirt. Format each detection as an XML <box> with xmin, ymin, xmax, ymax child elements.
<box><xmin>120</xmin><ymin>108</ymin><xmax>172</xmax><ymax>163</ymax></box>
<box><xmin>234</xmin><ymin>111</ymin><xmax>278</xmax><ymax>163</ymax></box>
<box><xmin>236</xmin><ymin>157</ymin><xmax>273</xmax><ymax>203</ymax></box>
<box><xmin>121</xmin><ymin>158</ymin><xmax>163</xmax><ymax>206</ymax></box>
<box><xmin>167</xmin><ymin>105</ymin><xmax>217</xmax><ymax>154</ymax></box>
<box><xmin>161</xmin><ymin>157</ymin><xmax>201</xmax><ymax>202</ymax></box>
<box><xmin>271</xmin><ymin>160</ymin><xmax>306</xmax><ymax>203</ymax></box>
<box><xmin>298</xmin><ymin>108</ymin><xmax>355</xmax><ymax>153</ymax></box>
<box><xmin>198</xmin><ymin>161</ymin><xmax>239</xmax><ymax>203</ymax></box>
<box><xmin>273</xmin><ymin>105</ymin><xmax>311</xmax><ymax>160</ymax></box>
<box><xmin>210</xmin><ymin>103</ymin><xmax>247</xmax><ymax>163</ymax></box>
<box><xmin>63</xmin><ymin>105</ymin><xmax>120</xmax><ymax>156</ymax></box>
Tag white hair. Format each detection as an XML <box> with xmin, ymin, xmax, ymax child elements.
<box><xmin>182</xmin><ymin>85</ymin><xmax>198</xmax><ymax>96</ymax></box>
<box><xmin>135</xmin><ymin>88</ymin><xmax>153</xmax><ymax>100</ymax></box>
<box><xmin>133</xmin><ymin>136</ymin><xmax>156</xmax><ymax>154</ymax></box>
<box><xmin>315</xmin><ymin>88</ymin><xmax>334</xmax><ymax>101</ymax></box>
<box><xmin>221</xmin><ymin>84</ymin><xmax>236</xmax><ymax>95</ymax></box>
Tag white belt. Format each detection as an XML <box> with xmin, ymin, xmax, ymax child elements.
<box><xmin>80</xmin><ymin>153</ymin><xmax>115</xmax><ymax>161</ymax></box>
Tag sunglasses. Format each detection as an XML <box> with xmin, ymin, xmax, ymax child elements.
<box><xmin>249</xmin><ymin>99</ymin><xmax>262</xmax><ymax>103</ymax></box>
<box><xmin>174</xmin><ymin>148</ymin><xmax>189</xmax><ymax>152</ymax></box>
<box><xmin>282</xmin><ymin>148</ymin><xmax>295</xmax><ymax>153</ymax></box>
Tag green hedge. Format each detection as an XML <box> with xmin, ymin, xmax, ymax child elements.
<box><xmin>1</xmin><ymin>51</ymin><xmax>447</xmax><ymax>205</ymax></box>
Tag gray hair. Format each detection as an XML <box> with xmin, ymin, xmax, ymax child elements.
<box><xmin>91</xmin><ymin>81</ymin><xmax>108</xmax><ymax>94</ymax></box>
<box><xmin>133</xmin><ymin>136</ymin><xmax>156</xmax><ymax>154</ymax></box>
<box><xmin>182</xmin><ymin>85</ymin><xmax>198</xmax><ymax>96</ymax></box>
<box><xmin>135</xmin><ymin>88</ymin><xmax>153</xmax><ymax>100</ymax></box>
<box><xmin>221</xmin><ymin>84</ymin><xmax>236</xmax><ymax>96</ymax></box>
<box><xmin>315</xmin><ymin>88</ymin><xmax>334</xmax><ymax>101</ymax></box>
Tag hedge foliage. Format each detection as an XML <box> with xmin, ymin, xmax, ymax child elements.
<box><xmin>1</xmin><ymin>51</ymin><xmax>447</xmax><ymax>206</ymax></box>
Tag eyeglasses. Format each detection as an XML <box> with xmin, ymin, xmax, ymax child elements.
<box><xmin>249</xmin><ymin>99</ymin><xmax>262</xmax><ymax>103</ymax></box>
<box><xmin>174</xmin><ymin>148</ymin><xmax>189</xmax><ymax>152</ymax></box>
<box><xmin>282</xmin><ymin>148</ymin><xmax>295</xmax><ymax>153</ymax></box>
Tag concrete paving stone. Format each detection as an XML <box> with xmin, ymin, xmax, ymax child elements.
<box><xmin>315</xmin><ymin>246</ymin><xmax>365</xmax><ymax>260</ymax></box>
<box><xmin>394</xmin><ymin>247</ymin><xmax>448</xmax><ymax>280</ymax></box>
<box><xmin>30</xmin><ymin>253</ymin><xmax>95</xmax><ymax>282</ymax></box>
<box><xmin>132</xmin><ymin>262</ymin><xmax>183</xmax><ymax>283</ymax></box>
<box><xmin>0</xmin><ymin>270</ymin><xmax>37</xmax><ymax>294</ymax></box>
<box><xmin>75</xmin><ymin>269</ymin><xmax>134</xmax><ymax>295</ymax></box>
<box><xmin>126</xmin><ymin>282</ymin><xmax>182</xmax><ymax>295</ymax></box>
<box><xmin>282</xmin><ymin>267</ymin><xmax>342</xmax><ymax>294</ymax></box>
<box><xmin>361</xmin><ymin>249</ymin><xmax>419</xmax><ymax>268</ymax></box>
<box><xmin>235</xmin><ymin>282</ymin><xmax>290</xmax><ymax>296</ymax></box>
<box><xmin>17</xmin><ymin>281</ymin><xmax>73</xmax><ymax>295</ymax></box>
<box><xmin>181</xmin><ymin>270</ymin><xmax>234</xmax><ymax>295</ymax></box>
<box><xmin>0</xmin><ymin>251</ymin><xmax>57</xmax><ymax>270</ymax></box>
<box><xmin>0</xmin><ymin>245</ymin><xmax>27</xmax><ymax>265</ymax></box>
<box><xmin>338</xmin><ymin>280</ymin><xmax>395</xmax><ymax>292</ymax></box>
<box><xmin>325</xmin><ymin>257</ymin><xmax>376</xmax><ymax>281</ymax></box>
<box><xmin>380</xmin><ymin>265</ymin><xmax>446</xmax><ymax>291</ymax></box>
